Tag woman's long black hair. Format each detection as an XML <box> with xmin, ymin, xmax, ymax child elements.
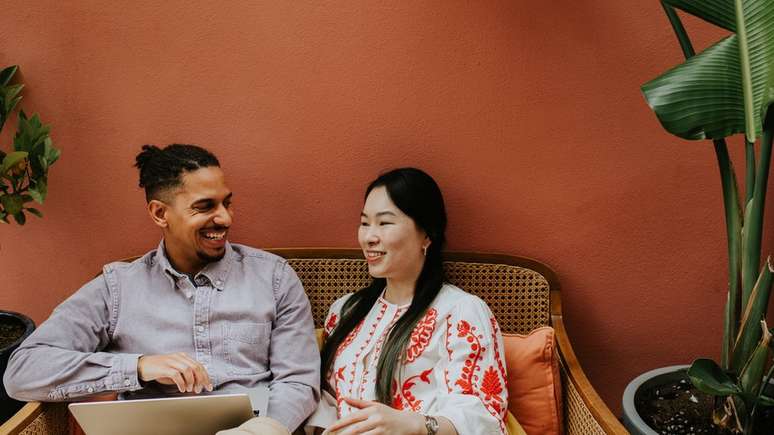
<box><xmin>319</xmin><ymin>167</ymin><xmax>447</xmax><ymax>404</ymax></box>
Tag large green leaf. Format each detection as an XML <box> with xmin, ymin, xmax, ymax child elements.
<box><xmin>643</xmin><ymin>0</ymin><xmax>774</xmax><ymax>140</ymax></box>
<box><xmin>688</xmin><ymin>358</ymin><xmax>741</xmax><ymax>395</ymax></box>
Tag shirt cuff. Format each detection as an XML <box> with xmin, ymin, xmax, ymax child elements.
<box><xmin>111</xmin><ymin>353</ymin><xmax>143</xmax><ymax>392</ymax></box>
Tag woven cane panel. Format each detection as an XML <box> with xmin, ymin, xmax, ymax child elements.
<box><xmin>287</xmin><ymin>258</ymin><xmax>551</xmax><ymax>333</ymax></box>
<box><xmin>444</xmin><ymin>262</ymin><xmax>549</xmax><ymax>334</ymax></box>
<box><xmin>287</xmin><ymin>258</ymin><xmax>372</xmax><ymax>328</ymax></box>
<box><xmin>18</xmin><ymin>403</ymin><xmax>68</xmax><ymax>435</ymax></box>
<box><xmin>560</xmin><ymin>359</ymin><xmax>606</xmax><ymax>435</ymax></box>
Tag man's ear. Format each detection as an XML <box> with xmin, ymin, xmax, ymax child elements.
<box><xmin>147</xmin><ymin>200</ymin><xmax>169</xmax><ymax>228</ymax></box>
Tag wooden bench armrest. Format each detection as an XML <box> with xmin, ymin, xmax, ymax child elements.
<box><xmin>0</xmin><ymin>402</ymin><xmax>68</xmax><ymax>435</ymax></box>
<box><xmin>552</xmin><ymin>288</ymin><xmax>627</xmax><ymax>434</ymax></box>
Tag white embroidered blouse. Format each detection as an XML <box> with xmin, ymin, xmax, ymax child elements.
<box><xmin>323</xmin><ymin>284</ymin><xmax>508</xmax><ymax>435</ymax></box>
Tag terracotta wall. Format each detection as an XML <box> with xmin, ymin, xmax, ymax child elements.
<box><xmin>1</xmin><ymin>1</ymin><xmax>772</xmax><ymax>415</ymax></box>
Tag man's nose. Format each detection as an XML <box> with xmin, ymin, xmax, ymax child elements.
<box><xmin>213</xmin><ymin>204</ymin><xmax>232</xmax><ymax>227</ymax></box>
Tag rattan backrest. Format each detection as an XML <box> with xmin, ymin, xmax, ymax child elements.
<box><xmin>275</xmin><ymin>249</ymin><xmax>556</xmax><ymax>334</ymax></box>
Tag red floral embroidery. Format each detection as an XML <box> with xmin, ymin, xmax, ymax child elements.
<box><xmin>323</xmin><ymin>313</ymin><xmax>338</xmax><ymax>340</ymax></box>
<box><xmin>407</xmin><ymin>308</ymin><xmax>437</xmax><ymax>362</ymax></box>
<box><xmin>326</xmin><ymin>313</ymin><xmax>338</xmax><ymax>333</ymax></box>
<box><xmin>392</xmin><ymin>368</ymin><xmax>433</xmax><ymax>411</ymax></box>
<box><xmin>481</xmin><ymin>366</ymin><xmax>504</xmax><ymax>403</ymax></box>
<box><xmin>360</xmin><ymin>308</ymin><xmax>405</xmax><ymax>396</ymax></box>
<box><xmin>391</xmin><ymin>380</ymin><xmax>405</xmax><ymax>409</ymax></box>
<box><xmin>454</xmin><ymin>320</ymin><xmax>484</xmax><ymax>395</ymax></box>
<box><xmin>336</xmin><ymin>320</ymin><xmax>363</xmax><ymax>357</ymax></box>
<box><xmin>489</xmin><ymin>317</ymin><xmax>507</xmax><ymax>383</ymax></box>
<box><xmin>444</xmin><ymin>314</ymin><xmax>453</xmax><ymax>392</ymax></box>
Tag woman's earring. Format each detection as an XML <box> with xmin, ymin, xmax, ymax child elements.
<box><xmin>423</xmin><ymin>245</ymin><xmax>428</xmax><ymax>256</ymax></box>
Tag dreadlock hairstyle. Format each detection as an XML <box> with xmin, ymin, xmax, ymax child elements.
<box><xmin>134</xmin><ymin>144</ymin><xmax>220</xmax><ymax>202</ymax></box>
<box><xmin>320</xmin><ymin>167</ymin><xmax>447</xmax><ymax>405</ymax></box>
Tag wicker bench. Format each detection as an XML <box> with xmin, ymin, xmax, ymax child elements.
<box><xmin>0</xmin><ymin>249</ymin><xmax>628</xmax><ymax>435</ymax></box>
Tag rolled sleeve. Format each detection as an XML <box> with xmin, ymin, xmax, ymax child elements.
<box><xmin>3</xmin><ymin>276</ymin><xmax>143</xmax><ymax>402</ymax></box>
<box><xmin>265</xmin><ymin>262</ymin><xmax>320</xmax><ymax>431</ymax></box>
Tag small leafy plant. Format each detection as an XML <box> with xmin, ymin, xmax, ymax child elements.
<box><xmin>643</xmin><ymin>1</ymin><xmax>774</xmax><ymax>433</ymax></box>
<box><xmin>0</xmin><ymin>65</ymin><xmax>59</xmax><ymax>225</ymax></box>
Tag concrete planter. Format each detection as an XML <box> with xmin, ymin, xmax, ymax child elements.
<box><xmin>0</xmin><ymin>310</ymin><xmax>35</xmax><ymax>423</ymax></box>
<box><xmin>622</xmin><ymin>365</ymin><xmax>690</xmax><ymax>435</ymax></box>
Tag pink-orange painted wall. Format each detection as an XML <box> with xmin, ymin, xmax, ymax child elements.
<box><xmin>1</xmin><ymin>2</ymin><xmax>772</xmax><ymax>415</ymax></box>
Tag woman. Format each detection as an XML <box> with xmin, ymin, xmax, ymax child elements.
<box><xmin>318</xmin><ymin>168</ymin><xmax>509</xmax><ymax>435</ymax></box>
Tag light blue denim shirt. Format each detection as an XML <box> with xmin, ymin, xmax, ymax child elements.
<box><xmin>3</xmin><ymin>241</ymin><xmax>320</xmax><ymax>431</ymax></box>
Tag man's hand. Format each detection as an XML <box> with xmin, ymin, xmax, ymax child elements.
<box><xmin>137</xmin><ymin>353</ymin><xmax>213</xmax><ymax>393</ymax></box>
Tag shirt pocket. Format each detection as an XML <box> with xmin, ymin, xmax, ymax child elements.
<box><xmin>223</xmin><ymin>322</ymin><xmax>271</xmax><ymax>375</ymax></box>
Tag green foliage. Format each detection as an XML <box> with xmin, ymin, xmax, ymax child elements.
<box><xmin>0</xmin><ymin>66</ymin><xmax>60</xmax><ymax>225</ymax></box>
<box><xmin>644</xmin><ymin>1</ymin><xmax>774</xmax><ymax>432</ymax></box>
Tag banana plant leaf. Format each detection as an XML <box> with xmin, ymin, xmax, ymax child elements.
<box><xmin>739</xmin><ymin>321</ymin><xmax>772</xmax><ymax>400</ymax></box>
<box><xmin>642</xmin><ymin>0</ymin><xmax>774</xmax><ymax>141</ymax></box>
<box><xmin>687</xmin><ymin>358</ymin><xmax>741</xmax><ymax>395</ymax></box>
<box><xmin>732</xmin><ymin>258</ymin><xmax>773</xmax><ymax>370</ymax></box>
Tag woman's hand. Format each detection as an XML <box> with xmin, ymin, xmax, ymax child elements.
<box><xmin>325</xmin><ymin>397</ymin><xmax>425</xmax><ymax>435</ymax></box>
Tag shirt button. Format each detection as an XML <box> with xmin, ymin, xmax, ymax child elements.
<box><xmin>124</xmin><ymin>379</ymin><xmax>131</xmax><ymax>387</ymax></box>
<box><xmin>87</xmin><ymin>387</ymin><xmax>94</xmax><ymax>393</ymax></box>
<box><xmin>197</xmin><ymin>326</ymin><xmax>205</xmax><ymax>333</ymax></box>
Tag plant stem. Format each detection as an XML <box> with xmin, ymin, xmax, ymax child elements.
<box><xmin>742</xmin><ymin>120</ymin><xmax>772</xmax><ymax>307</ymax></box>
<box><xmin>661</xmin><ymin>2</ymin><xmax>696</xmax><ymax>57</ymax></box>
<box><xmin>716</xmin><ymin>140</ymin><xmax>742</xmax><ymax>369</ymax></box>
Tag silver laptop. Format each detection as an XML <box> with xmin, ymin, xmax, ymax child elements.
<box><xmin>68</xmin><ymin>393</ymin><xmax>254</xmax><ymax>435</ymax></box>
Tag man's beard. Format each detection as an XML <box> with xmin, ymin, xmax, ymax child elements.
<box><xmin>197</xmin><ymin>249</ymin><xmax>226</xmax><ymax>264</ymax></box>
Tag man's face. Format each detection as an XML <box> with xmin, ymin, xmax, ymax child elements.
<box><xmin>156</xmin><ymin>166</ymin><xmax>233</xmax><ymax>273</ymax></box>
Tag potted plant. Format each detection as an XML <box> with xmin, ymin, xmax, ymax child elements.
<box><xmin>0</xmin><ymin>64</ymin><xmax>60</xmax><ymax>422</ymax></box>
<box><xmin>622</xmin><ymin>1</ymin><xmax>774</xmax><ymax>434</ymax></box>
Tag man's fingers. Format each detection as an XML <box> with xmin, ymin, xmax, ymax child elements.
<box><xmin>176</xmin><ymin>353</ymin><xmax>212</xmax><ymax>392</ymax></box>
<box><xmin>167</xmin><ymin>358</ymin><xmax>196</xmax><ymax>392</ymax></box>
<box><xmin>169</xmin><ymin>371</ymin><xmax>186</xmax><ymax>393</ymax></box>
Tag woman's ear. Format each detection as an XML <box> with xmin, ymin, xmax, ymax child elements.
<box><xmin>147</xmin><ymin>200</ymin><xmax>169</xmax><ymax>228</ymax></box>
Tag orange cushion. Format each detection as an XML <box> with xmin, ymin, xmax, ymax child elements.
<box><xmin>503</xmin><ymin>326</ymin><xmax>563</xmax><ymax>435</ymax></box>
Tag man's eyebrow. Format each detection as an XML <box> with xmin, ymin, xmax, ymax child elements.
<box><xmin>190</xmin><ymin>192</ymin><xmax>233</xmax><ymax>208</ymax></box>
<box><xmin>190</xmin><ymin>198</ymin><xmax>214</xmax><ymax>208</ymax></box>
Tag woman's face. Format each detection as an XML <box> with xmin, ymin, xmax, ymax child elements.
<box><xmin>358</xmin><ymin>186</ymin><xmax>429</xmax><ymax>285</ymax></box>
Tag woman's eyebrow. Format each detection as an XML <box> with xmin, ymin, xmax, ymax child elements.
<box><xmin>361</xmin><ymin>211</ymin><xmax>397</xmax><ymax>218</ymax></box>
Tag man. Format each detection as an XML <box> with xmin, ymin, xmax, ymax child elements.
<box><xmin>3</xmin><ymin>144</ymin><xmax>319</xmax><ymax>434</ymax></box>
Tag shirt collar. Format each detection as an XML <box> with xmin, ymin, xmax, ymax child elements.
<box><xmin>154</xmin><ymin>239</ymin><xmax>233</xmax><ymax>291</ymax></box>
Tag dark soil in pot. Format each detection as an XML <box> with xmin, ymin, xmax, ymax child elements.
<box><xmin>636</xmin><ymin>376</ymin><xmax>774</xmax><ymax>434</ymax></box>
<box><xmin>0</xmin><ymin>318</ymin><xmax>26</xmax><ymax>348</ymax></box>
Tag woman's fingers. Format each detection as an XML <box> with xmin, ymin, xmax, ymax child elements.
<box><xmin>327</xmin><ymin>409</ymin><xmax>371</xmax><ymax>432</ymax></box>
<box><xmin>341</xmin><ymin>396</ymin><xmax>377</xmax><ymax>409</ymax></box>
<box><xmin>335</xmin><ymin>418</ymin><xmax>378</xmax><ymax>435</ymax></box>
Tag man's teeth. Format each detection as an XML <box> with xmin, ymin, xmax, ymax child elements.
<box><xmin>203</xmin><ymin>232</ymin><xmax>225</xmax><ymax>240</ymax></box>
<box><xmin>366</xmin><ymin>252</ymin><xmax>385</xmax><ymax>258</ymax></box>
